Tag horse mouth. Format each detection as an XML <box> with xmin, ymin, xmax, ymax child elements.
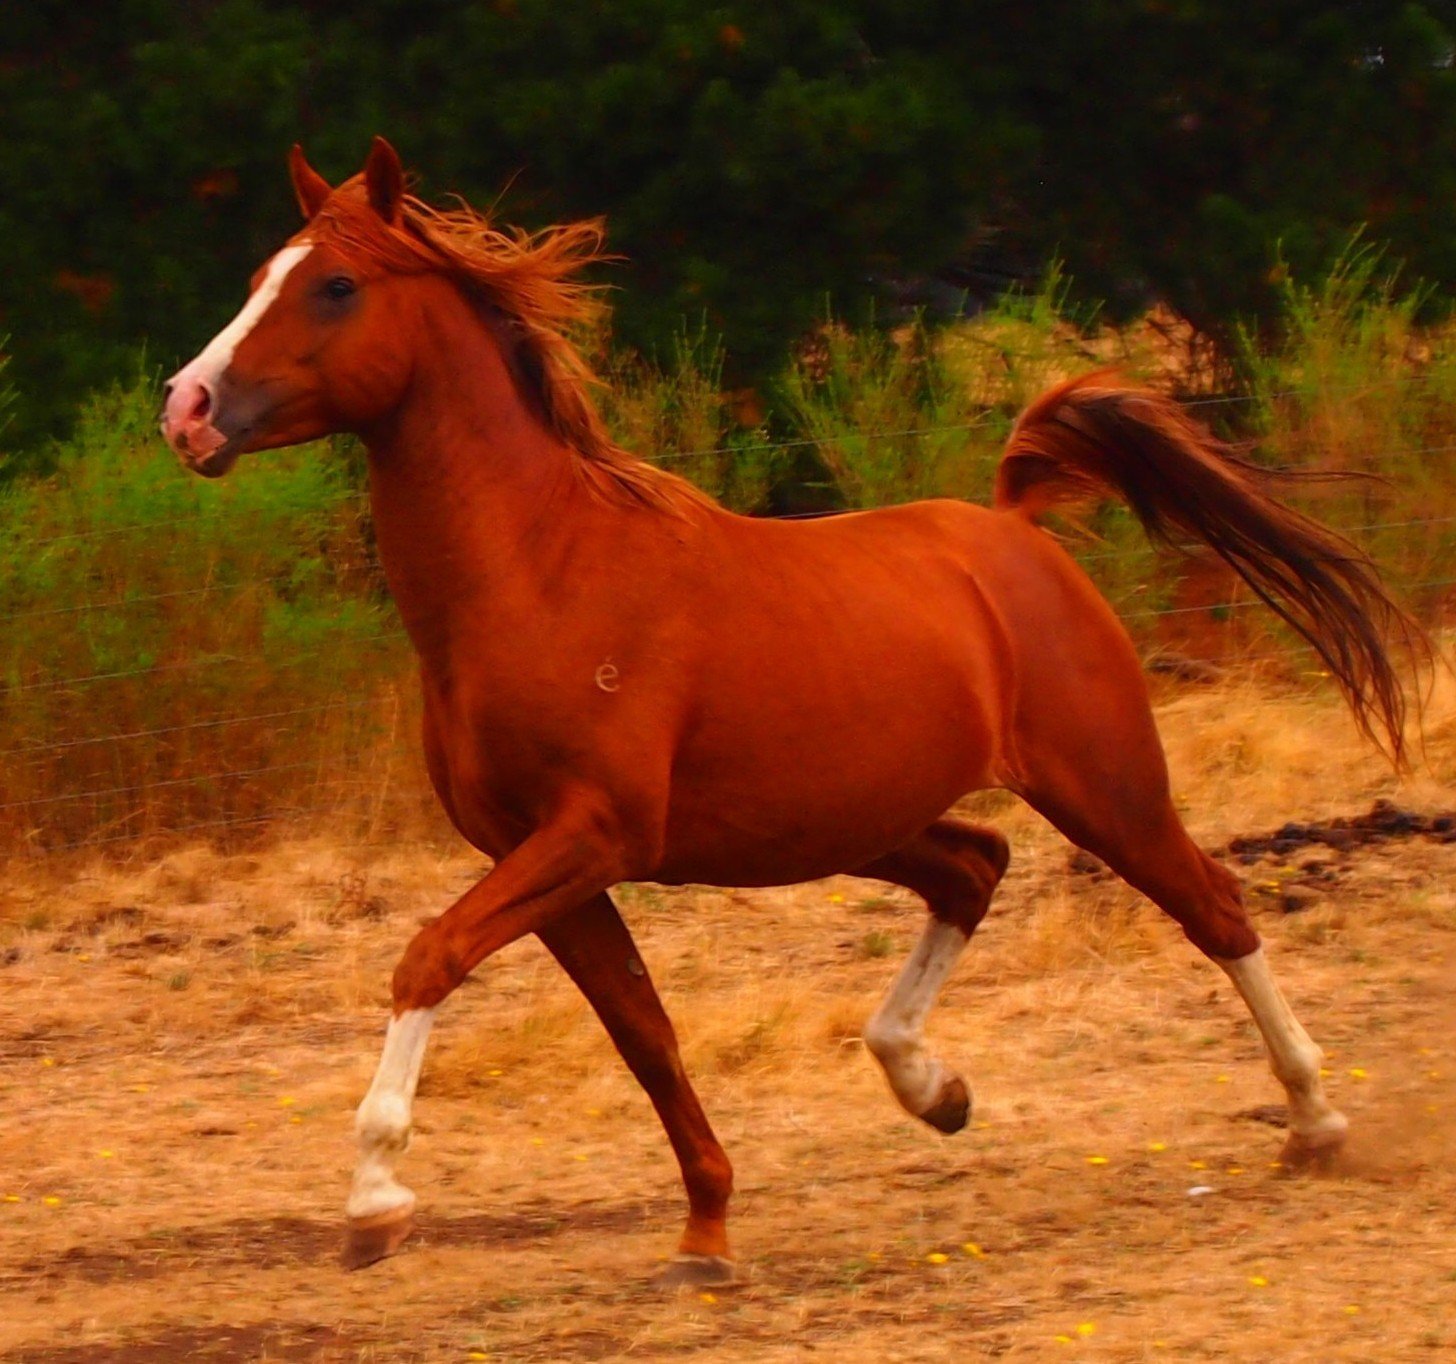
<box><xmin>188</xmin><ymin>443</ymin><xmax>245</xmax><ymax>479</ymax></box>
<box><xmin>187</xmin><ymin>438</ymin><xmax>247</xmax><ymax>479</ymax></box>
<box><xmin>168</xmin><ymin>427</ymin><xmax>248</xmax><ymax>479</ymax></box>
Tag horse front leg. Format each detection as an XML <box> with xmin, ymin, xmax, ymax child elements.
<box><xmin>538</xmin><ymin>893</ymin><xmax>737</xmax><ymax>1288</ymax></box>
<box><xmin>340</xmin><ymin>804</ymin><xmax>626</xmax><ymax>1269</ymax></box>
<box><xmin>341</xmin><ymin>1006</ymin><xmax>436</xmax><ymax>1266</ymax></box>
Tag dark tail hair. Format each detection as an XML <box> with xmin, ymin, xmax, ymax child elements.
<box><xmin>995</xmin><ymin>371</ymin><xmax>1426</xmax><ymax>763</ymax></box>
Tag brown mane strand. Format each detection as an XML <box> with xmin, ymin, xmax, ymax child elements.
<box><xmin>310</xmin><ymin>179</ymin><xmax>710</xmax><ymax>515</ymax></box>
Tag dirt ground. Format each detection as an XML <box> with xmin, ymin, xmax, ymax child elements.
<box><xmin>2</xmin><ymin>685</ymin><xmax>1455</xmax><ymax>1363</ymax></box>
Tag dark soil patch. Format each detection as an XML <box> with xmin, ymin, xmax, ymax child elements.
<box><xmin>5</xmin><ymin>1199</ymin><xmax>677</xmax><ymax>1289</ymax></box>
<box><xmin>1220</xmin><ymin>799</ymin><xmax>1456</xmax><ymax>862</ymax></box>
<box><xmin>0</xmin><ymin>1323</ymin><xmax>393</xmax><ymax>1364</ymax></box>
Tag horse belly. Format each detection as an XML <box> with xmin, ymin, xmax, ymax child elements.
<box><xmin>655</xmin><ymin>644</ymin><xmax>1001</xmax><ymax>887</ymax></box>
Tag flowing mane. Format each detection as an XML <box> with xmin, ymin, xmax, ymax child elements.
<box><xmin>309</xmin><ymin>178</ymin><xmax>710</xmax><ymax>514</ymax></box>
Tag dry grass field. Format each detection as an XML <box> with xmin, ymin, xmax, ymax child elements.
<box><xmin>3</xmin><ymin>681</ymin><xmax>1456</xmax><ymax>1363</ymax></box>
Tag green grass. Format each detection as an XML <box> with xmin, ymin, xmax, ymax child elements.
<box><xmin>1239</xmin><ymin>236</ymin><xmax>1456</xmax><ymax>611</ymax></box>
<box><xmin>0</xmin><ymin>366</ymin><xmax>415</xmax><ymax>850</ymax></box>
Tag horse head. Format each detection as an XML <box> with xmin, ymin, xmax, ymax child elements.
<box><xmin>160</xmin><ymin>138</ymin><xmax>422</xmax><ymax>476</ymax></box>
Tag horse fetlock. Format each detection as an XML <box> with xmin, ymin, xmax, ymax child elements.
<box><xmin>355</xmin><ymin>1090</ymin><xmax>412</xmax><ymax>1151</ymax></box>
<box><xmin>684</xmin><ymin>1148</ymin><xmax>734</xmax><ymax>1210</ymax></box>
<box><xmin>870</xmin><ymin>1036</ymin><xmax>961</xmax><ymax>1123</ymax></box>
<box><xmin>346</xmin><ymin>1117</ymin><xmax>416</xmax><ymax>1220</ymax></box>
<box><xmin>348</xmin><ymin>1093</ymin><xmax>417</xmax><ymax>1222</ymax></box>
<box><xmin>1268</xmin><ymin>1030</ymin><xmax>1322</xmax><ymax>1087</ymax></box>
<box><xmin>1289</xmin><ymin>1103</ymin><xmax>1349</xmax><ymax>1149</ymax></box>
<box><xmin>1271</xmin><ymin>1041</ymin><xmax>1347</xmax><ymax>1138</ymax></box>
<box><xmin>861</xmin><ymin>1016</ymin><xmax>912</xmax><ymax>1065</ymax></box>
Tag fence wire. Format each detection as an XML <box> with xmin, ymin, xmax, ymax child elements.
<box><xmin>19</xmin><ymin>371</ymin><xmax>1449</xmax><ymax>553</ymax></box>
<box><xmin>6</xmin><ymin>379</ymin><xmax>1455</xmax><ymax>854</ymax></box>
<box><xmin>0</xmin><ymin>700</ymin><xmax>377</xmax><ymax>761</ymax></box>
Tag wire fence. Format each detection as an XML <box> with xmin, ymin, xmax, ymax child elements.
<box><xmin>16</xmin><ymin>374</ymin><xmax>1450</xmax><ymax>554</ymax></box>
<box><xmin>5</xmin><ymin>377</ymin><xmax>1455</xmax><ymax>857</ymax></box>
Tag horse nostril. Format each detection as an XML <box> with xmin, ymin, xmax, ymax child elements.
<box><xmin>190</xmin><ymin>383</ymin><xmax>214</xmax><ymax>422</ymax></box>
<box><xmin>162</xmin><ymin>381</ymin><xmax>175</xmax><ymax>401</ymax></box>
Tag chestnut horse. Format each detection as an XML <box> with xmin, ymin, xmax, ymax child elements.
<box><xmin>162</xmin><ymin>139</ymin><xmax>1416</xmax><ymax>1286</ymax></box>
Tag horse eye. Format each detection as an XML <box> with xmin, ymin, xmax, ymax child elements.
<box><xmin>323</xmin><ymin>275</ymin><xmax>357</xmax><ymax>300</ymax></box>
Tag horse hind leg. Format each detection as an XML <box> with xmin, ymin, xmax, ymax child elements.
<box><xmin>1024</xmin><ymin>760</ymin><xmax>1347</xmax><ymax>1164</ymax></box>
<box><xmin>853</xmin><ymin>819</ymin><xmax>1010</xmax><ymax>1133</ymax></box>
<box><xmin>1216</xmin><ymin>939</ymin><xmax>1347</xmax><ymax>1163</ymax></box>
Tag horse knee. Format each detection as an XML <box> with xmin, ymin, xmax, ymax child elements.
<box><xmin>621</xmin><ymin>1038</ymin><xmax>688</xmax><ymax>1096</ymax></box>
<box><xmin>392</xmin><ymin>923</ymin><xmax>464</xmax><ymax>1010</ymax></box>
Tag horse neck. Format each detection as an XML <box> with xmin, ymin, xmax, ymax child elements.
<box><xmin>361</xmin><ymin>291</ymin><xmax>590</xmax><ymax>656</ymax></box>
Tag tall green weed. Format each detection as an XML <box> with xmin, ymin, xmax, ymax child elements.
<box><xmin>778</xmin><ymin>274</ymin><xmax>1166</xmax><ymax>612</ymax></box>
<box><xmin>1240</xmin><ymin>237</ymin><xmax>1456</xmax><ymax>611</ymax></box>
<box><xmin>0</xmin><ymin>369</ymin><xmax>419</xmax><ymax>850</ymax></box>
<box><xmin>598</xmin><ymin>323</ymin><xmax>782</xmax><ymax>511</ymax></box>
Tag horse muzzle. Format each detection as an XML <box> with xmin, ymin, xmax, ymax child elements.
<box><xmin>160</xmin><ymin>374</ymin><xmax>247</xmax><ymax>478</ymax></box>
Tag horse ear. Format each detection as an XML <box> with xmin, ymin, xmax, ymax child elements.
<box><xmin>288</xmin><ymin>144</ymin><xmax>332</xmax><ymax>221</ymax></box>
<box><xmin>364</xmin><ymin>136</ymin><xmax>405</xmax><ymax>224</ymax></box>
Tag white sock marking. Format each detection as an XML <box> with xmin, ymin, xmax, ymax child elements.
<box><xmin>1217</xmin><ymin>947</ymin><xmax>1347</xmax><ymax>1146</ymax></box>
<box><xmin>864</xmin><ymin>918</ymin><xmax>968</xmax><ymax>1116</ymax></box>
<box><xmin>347</xmin><ymin>1007</ymin><xmax>435</xmax><ymax>1220</ymax></box>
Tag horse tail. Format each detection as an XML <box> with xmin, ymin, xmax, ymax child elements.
<box><xmin>994</xmin><ymin>370</ymin><xmax>1425</xmax><ymax>763</ymax></box>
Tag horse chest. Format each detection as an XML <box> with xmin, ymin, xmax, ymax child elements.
<box><xmin>419</xmin><ymin>673</ymin><xmax>647</xmax><ymax>854</ymax></box>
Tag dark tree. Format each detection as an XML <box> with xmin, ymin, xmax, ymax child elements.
<box><xmin>2</xmin><ymin>0</ymin><xmax>1455</xmax><ymax>448</ymax></box>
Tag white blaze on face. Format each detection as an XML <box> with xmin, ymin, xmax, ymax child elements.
<box><xmin>863</xmin><ymin>918</ymin><xmax>969</xmax><ymax>1116</ymax></box>
<box><xmin>161</xmin><ymin>242</ymin><xmax>314</xmax><ymax>456</ymax></box>
<box><xmin>346</xmin><ymin>1007</ymin><xmax>436</xmax><ymax>1221</ymax></box>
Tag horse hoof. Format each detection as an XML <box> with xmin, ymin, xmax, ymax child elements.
<box><xmin>1276</xmin><ymin>1116</ymin><xmax>1349</xmax><ymax>1172</ymax></box>
<box><xmin>653</xmin><ymin>1253</ymin><xmax>743</xmax><ymax>1290</ymax></box>
<box><xmin>340</xmin><ymin>1203</ymin><xmax>416</xmax><ymax>1270</ymax></box>
<box><xmin>919</xmin><ymin>1073</ymin><xmax>971</xmax><ymax>1134</ymax></box>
